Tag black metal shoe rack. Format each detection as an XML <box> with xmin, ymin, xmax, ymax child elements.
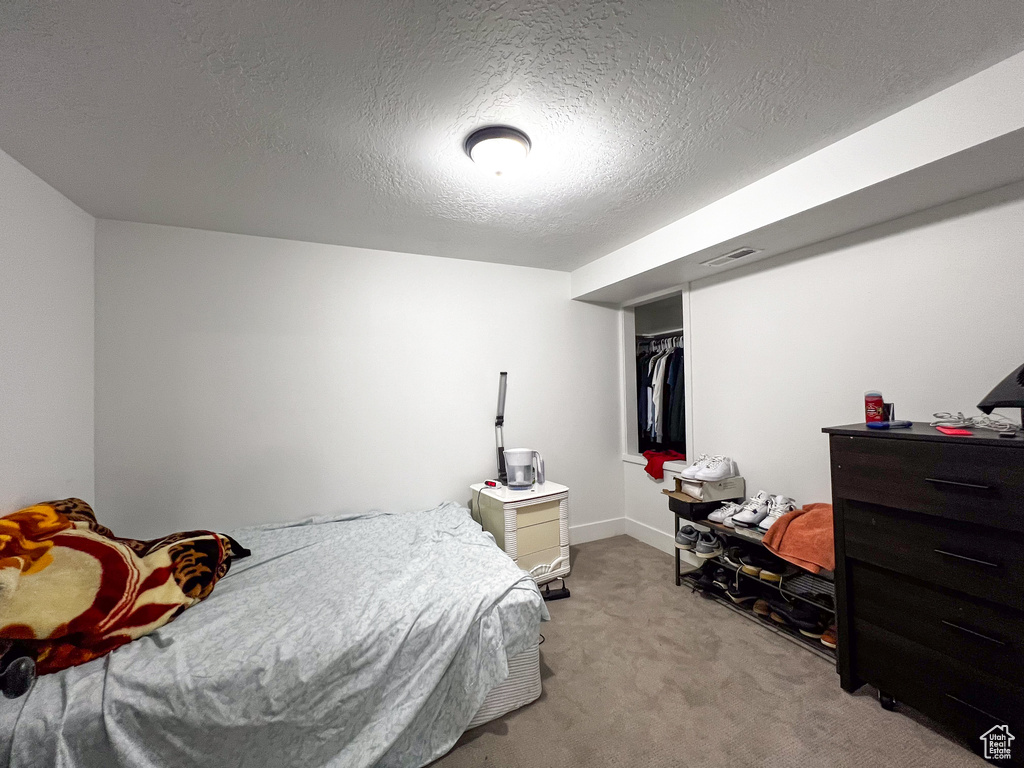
<box><xmin>672</xmin><ymin>501</ymin><xmax>837</xmax><ymax>663</ymax></box>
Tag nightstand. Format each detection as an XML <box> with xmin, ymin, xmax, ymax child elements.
<box><xmin>470</xmin><ymin>481</ymin><xmax>570</xmax><ymax>586</ymax></box>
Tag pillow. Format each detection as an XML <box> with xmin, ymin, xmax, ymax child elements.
<box><xmin>0</xmin><ymin>498</ymin><xmax>249</xmax><ymax>675</ymax></box>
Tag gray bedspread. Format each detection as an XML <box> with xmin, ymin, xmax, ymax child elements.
<box><xmin>1</xmin><ymin>502</ymin><xmax>547</xmax><ymax>768</ymax></box>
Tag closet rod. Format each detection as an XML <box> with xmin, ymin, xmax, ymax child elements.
<box><xmin>636</xmin><ymin>328</ymin><xmax>683</xmax><ymax>339</ymax></box>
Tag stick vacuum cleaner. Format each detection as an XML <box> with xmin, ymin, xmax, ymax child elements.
<box><xmin>492</xmin><ymin>372</ymin><xmax>570</xmax><ymax>601</ymax></box>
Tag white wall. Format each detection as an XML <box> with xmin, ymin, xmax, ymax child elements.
<box><xmin>95</xmin><ymin>221</ymin><xmax>623</xmax><ymax>538</ymax></box>
<box><xmin>0</xmin><ymin>148</ymin><xmax>95</xmax><ymax>514</ymax></box>
<box><xmin>625</xmin><ymin>182</ymin><xmax>1024</xmax><ymax>548</ymax></box>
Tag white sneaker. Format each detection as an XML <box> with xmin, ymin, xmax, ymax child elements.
<box><xmin>707</xmin><ymin>501</ymin><xmax>742</xmax><ymax>523</ymax></box>
<box><xmin>694</xmin><ymin>456</ymin><xmax>738</xmax><ymax>482</ymax></box>
<box><xmin>680</xmin><ymin>454</ymin><xmax>710</xmax><ymax>480</ymax></box>
<box><xmin>758</xmin><ymin>496</ymin><xmax>797</xmax><ymax>532</ymax></box>
<box><xmin>730</xmin><ymin>491</ymin><xmax>773</xmax><ymax>528</ymax></box>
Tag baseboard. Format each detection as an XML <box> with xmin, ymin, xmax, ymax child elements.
<box><xmin>624</xmin><ymin>518</ymin><xmax>676</xmax><ymax>555</ymax></box>
<box><xmin>569</xmin><ymin>516</ymin><xmax>626</xmax><ymax>545</ymax></box>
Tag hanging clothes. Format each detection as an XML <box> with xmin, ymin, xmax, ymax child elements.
<box><xmin>636</xmin><ymin>334</ymin><xmax>685</xmax><ymax>454</ymax></box>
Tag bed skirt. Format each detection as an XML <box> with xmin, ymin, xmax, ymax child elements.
<box><xmin>466</xmin><ymin>642</ymin><xmax>542</xmax><ymax>729</ymax></box>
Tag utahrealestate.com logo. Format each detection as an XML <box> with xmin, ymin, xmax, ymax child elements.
<box><xmin>981</xmin><ymin>725</ymin><xmax>1014</xmax><ymax>761</ymax></box>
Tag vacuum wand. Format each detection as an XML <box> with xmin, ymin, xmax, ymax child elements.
<box><xmin>495</xmin><ymin>372</ymin><xmax>508</xmax><ymax>484</ymax></box>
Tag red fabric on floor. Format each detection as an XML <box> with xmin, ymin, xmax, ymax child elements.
<box><xmin>641</xmin><ymin>450</ymin><xmax>686</xmax><ymax>480</ymax></box>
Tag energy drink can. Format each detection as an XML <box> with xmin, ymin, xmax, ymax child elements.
<box><xmin>865</xmin><ymin>391</ymin><xmax>885</xmax><ymax>423</ymax></box>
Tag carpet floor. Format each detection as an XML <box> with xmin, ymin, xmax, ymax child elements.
<box><xmin>433</xmin><ymin>534</ymin><xmax>985</xmax><ymax>768</ymax></box>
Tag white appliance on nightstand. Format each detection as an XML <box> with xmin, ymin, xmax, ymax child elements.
<box><xmin>470</xmin><ymin>481</ymin><xmax>570</xmax><ymax>591</ymax></box>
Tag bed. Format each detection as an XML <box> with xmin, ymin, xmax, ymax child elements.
<box><xmin>0</xmin><ymin>502</ymin><xmax>548</xmax><ymax>767</ymax></box>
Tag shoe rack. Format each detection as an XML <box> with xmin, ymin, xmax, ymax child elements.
<box><xmin>672</xmin><ymin>504</ymin><xmax>837</xmax><ymax>663</ymax></box>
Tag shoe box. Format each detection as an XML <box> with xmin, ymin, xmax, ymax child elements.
<box><xmin>663</xmin><ymin>489</ymin><xmax>721</xmax><ymax>521</ymax></box>
<box><xmin>672</xmin><ymin>474</ymin><xmax>746</xmax><ymax>502</ymax></box>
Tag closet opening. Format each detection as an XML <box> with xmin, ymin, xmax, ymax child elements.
<box><xmin>633</xmin><ymin>293</ymin><xmax>686</xmax><ymax>458</ymax></box>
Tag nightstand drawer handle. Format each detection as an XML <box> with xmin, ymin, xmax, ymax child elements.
<box><xmin>925</xmin><ymin>477</ymin><xmax>991</xmax><ymax>491</ymax></box>
<box><xmin>945</xmin><ymin>694</ymin><xmax>1004</xmax><ymax>723</ymax></box>
<box><xmin>933</xmin><ymin>549</ymin><xmax>1000</xmax><ymax>569</ymax></box>
<box><xmin>941</xmin><ymin>620</ymin><xmax>1007</xmax><ymax>647</ymax></box>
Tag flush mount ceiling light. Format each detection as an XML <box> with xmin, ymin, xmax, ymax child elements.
<box><xmin>464</xmin><ymin>126</ymin><xmax>531</xmax><ymax>176</ymax></box>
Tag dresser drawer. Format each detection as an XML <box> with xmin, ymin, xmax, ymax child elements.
<box><xmin>831</xmin><ymin>435</ymin><xmax>1024</xmax><ymax>532</ymax></box>
<box><xmin>850</xmin><ymin>562</ymin><xmax>1024</xmax><ymax>686</ymax></box>
<box><xmin>515</xmin><ymin>519</ymin><xmax>560</xmax><ymax>557</ymax></box>
<box><xmin>844</xmin><ymin>500</ymin><xmax>1024</xmax><ymax>610</ymax></box>
<box><xmin>853</xmin><ymin>620</ymin><xmax>1024</xmax><ymax>763</ymax></box>
<box><xmin>516</xmin><ymin>499</ymin><xmax>561</xmax><ymax>528</ymax></box>
<box><xmin>518</xmin><ymin>546</ymin><xmax>562</xmax><ymax>573</ymax></box>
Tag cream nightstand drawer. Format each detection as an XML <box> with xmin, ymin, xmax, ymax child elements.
<box><xmin>516</xmin><ymin>519</ymin><xmax>560</xmax><ymax>556</ymax></box>
<box><xmin>517</xmin><ymin>499</ymin><xmax>560</xmax><ymax>528</ymax></box>
<box><xmin>519</xmin><ymin>546</ymin><xmax>562</xmax><ymax>572</ymax></box>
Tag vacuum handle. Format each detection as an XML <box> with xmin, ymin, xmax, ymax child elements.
<box><xmin>534</xmin><ymin>452</ymin><xmax>545</xmax><ymax>485</ymax></box>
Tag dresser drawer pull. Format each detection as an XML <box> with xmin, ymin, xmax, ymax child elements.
<box><xmin>941</xmin><ymin>620</ymin><xmax>1007</xmax><ymax>647</ymax></box>
<box><xmin>924</xmin><ymin>477</ymin><xmax>992</xmax><ymax>491</ymax></box>
<box><xmin>945</xmin><ymin>694</ymin><xmax>1005</xmax><ymax>723</ymax></box>
<box><xmin>933</xmin><ymin>549</ymin><xmax>1001</xmax><ymax>569</ymax></box>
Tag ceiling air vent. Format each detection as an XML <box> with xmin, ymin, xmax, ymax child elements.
<box><xmin>700</xmin><ymin>246</ymin><xmax>762</xmax><ymax>268</ymax></box>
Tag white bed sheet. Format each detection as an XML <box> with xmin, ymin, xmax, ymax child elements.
<box><xmin>0</xmin><ymin>503</ymin><xmax>547</xmax><ymax>768</ymax></box>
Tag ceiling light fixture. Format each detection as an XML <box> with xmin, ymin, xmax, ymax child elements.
<box><xmin>465</xmin><ymin>126</ymin><xmax>531</xmax><ymax>176</ymax></box>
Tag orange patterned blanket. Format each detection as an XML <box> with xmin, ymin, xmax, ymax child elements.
<box><xmin>0</xmin><ymin>498</ymin><xmax>249</xmax><ymax>675</ymax></box>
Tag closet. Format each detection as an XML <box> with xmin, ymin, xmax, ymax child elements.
<box><xmin>634</xmin><ymin>294</ymin><xmax>686</xmax><ymax>456</ymax></box>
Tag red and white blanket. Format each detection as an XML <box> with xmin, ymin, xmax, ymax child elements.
<box><xmin>0</xmin><ymin>498</ymin><xmax>248</xmax><ymax>675</ymax></box>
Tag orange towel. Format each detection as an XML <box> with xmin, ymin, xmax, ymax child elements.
<box><xmin>761</xmin><ymin>503</ymin><xmax>835</xmax><ymax>574</ymax></box>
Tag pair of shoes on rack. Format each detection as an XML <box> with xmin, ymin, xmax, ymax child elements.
<box><xmin>680</xmin><ymin>454</ymin><xmax>739</xmax><ymax>482</ymax></box>
<box><xmin>695</xmin><ymin>533</ymin><xmax>724</xmax><ymax>559</ymax></box>
<box><xmin>821</xmin><ymin>624</ymin><xmax>838</xmax><ymax>649</ymax></box>
<box><xmin>750</xmin><ymin>597</ymin><xmax>831</xmax><ymax>639</ymax></box>
<box><xmin>692</xmin><ymin>564</ymin><xmax>738</xmax><ymax>594</ymax></box>
<box><xmin>739</xmin><ymin>551</ymin><xmax>790</xmax><ymax>583</ymax></box>
<box><xmin>757</xmin><ymin>495</ymin><xmax>798</xmax><ymax>532</ymax></box>
<box><xmin>731</xmin><ymin>491</ymin><xmax>797</xmax><ymax>530</ymax></box>
<box><xmin>676</xmin><ymin>527</ymin><xmax>725</xmax><ymax>559</ymax></box>
<box><xmin>768</xmin><ymin>601</ymin><xmax>831</xmax><ymax>639</ymax></box>
<box><xmin>675</xmin><ymin>525</ymin><xmax>699</xmax><ymax>550</ymax></box>
<box><xmin>707</xmin><ymin>501</ymin><xmax>743</xmax><ymax>526</ymax></box>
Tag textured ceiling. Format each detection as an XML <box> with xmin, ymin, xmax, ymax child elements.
<box><xmin>1</xmin><ymin>1</ymin><xmax>1022</xmax><ymax>271</ymax></box>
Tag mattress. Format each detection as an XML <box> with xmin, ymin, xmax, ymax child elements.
<box><xmin>467</xmin><ymin>642</ymin><xmax>542</xmax><ymax>729</ymax></box>
<box><xmin>0</xmin><ymin>503</ymin><xmax>549</xmax><ymax>768</ymax></box>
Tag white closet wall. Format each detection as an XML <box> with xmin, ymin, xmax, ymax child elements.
<box><xmin>626</xmin><ymin>182</ymin><xmax>1024</xmax><ymax>551</ymax></box>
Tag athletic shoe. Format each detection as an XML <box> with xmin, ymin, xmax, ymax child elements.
<box><xmin>707</xmin><ymin>501</ymin><xmax>742</xmax><ymax>524</ymax></box>
<box><xmin>694</xmin><ymin>533</ymin><xmax>724</xmax><ymax>559</ymax></box>
<box><xmin>752</xmin><ymin>599</ymin><xmax>772</xmax><ymax>619</ymax></box>
<box><xmin>689</xmin><ymin>567</ymin><xmax>714</xmax><ymax>592</ymax></box>
<box><xmin>758</xmin><ymin>558</ymin><xmax>792</xmax><ymax>583</ymax></box>
<box><xmin>674</xmin><ymin>525</ymin><xmax>699</xmax><ymax>550</ymax></box>
<box><xmin>731</xmin><ymin>491</ymin><xmax>773</xmax><ymax>528</ymax></box>
<box><xmin>711</xmin><ymin>567</ymin><xmax>732</xmax><ymax>590</ymax></box>
<box><xmin>679</xmin><ymin>454</ymin><xmax>711</xmax><ymax>480</ymax></box>
<box><xmin>726</xmin><ymin>583</ymin><xmax>757</xmax><ymax>606</ymax></box>
<box><xmin>757</xmin><ymin>495</ymin><xmax>798</xmax><ymax>532</ymax></box>
<box><xmin>739</xmin><ymin>551</ymin><xmax>779</xmax><ymax>577</ymax></box>
<box><xmin>722</xmin><ymin>546</ymin><xmax>745</xmax><ymax>569</ymax></box>
<box><xmin>694</xmin><ymin>455</ymin><xmax>739</xmax><ymax>482</ymax></box>
<box><xmin>769</xmin><ymin>603</ymin><xmax>828</xmax><ymax>637</ymax></box>
<box><xmin>821</xmin><ymin>624</ymin><xmax>838</xmax><ymax>649</ymax></box>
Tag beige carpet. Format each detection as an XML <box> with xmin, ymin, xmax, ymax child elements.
<box><xmin>433</xmin><ymin>535</ymin><xmax>984</xmax><ymax>768</ymax></box>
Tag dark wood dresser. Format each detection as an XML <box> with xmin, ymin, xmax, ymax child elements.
<box><xmin>824</xmin><ymin>423</ymin><xmax>1024</xmax><ymax>764</ymax></box>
